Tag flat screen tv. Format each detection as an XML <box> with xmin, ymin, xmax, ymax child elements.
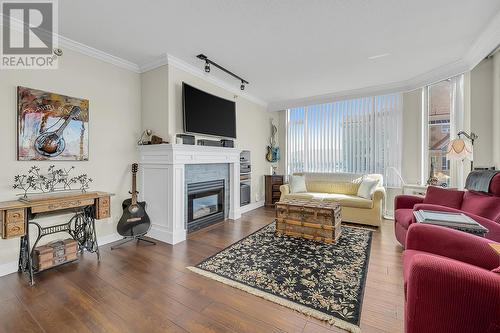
<box><xmin>183</xmin><ymin>83</ymin><xmax>236</xmax><ymax>138</ymax></box>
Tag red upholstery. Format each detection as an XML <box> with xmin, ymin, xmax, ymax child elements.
<box><xmin>394</xmin><ymin>186</ymin><xmax>500</xmax><ymax>247</ymax></box>
<box><xmin>423</xmin><ymin>186</ymin><xmax>464</xmax><ymax>209</ymax></box>
<box><xmin>489</xmin><ymin>173</ymin><xmax>500</xmax><ymax>196</ymax></box>
<box><xmin>403</xmin><ymin>224</ymin><xmax>500</xmax><ymax>333</ymax></box>
<box><xmin>461</xmin><ymin>191</ymin><xmax>500</xmax><ymax>222</ymax></box>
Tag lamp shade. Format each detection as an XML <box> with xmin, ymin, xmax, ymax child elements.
<box><xmin>446</xmin><ymin>138</ymin><xmax>473</xmax><ymax>161</ymax></box>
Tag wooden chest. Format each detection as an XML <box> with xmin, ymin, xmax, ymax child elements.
<box><xmin>275</xmin><ymin>199</ymin><xmax>342</xmax><ymax>243</ymax></box>
<box><xmin>33</xmin><ymin>239</ymin><xmax>78</xmax><ymax>271</ymax></box>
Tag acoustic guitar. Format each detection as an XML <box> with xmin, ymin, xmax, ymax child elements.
<box><xmin>116</xmin><ymin>163</ymin><xmax>151</xmax><ymax>237</ymax></box>
<box><xmin>35</xmin><ymin>106</ymin><xmax>81</xmax><ymax>157</ymax></box>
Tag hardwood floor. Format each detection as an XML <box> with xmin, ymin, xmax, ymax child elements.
<box><xmin>0</xmin><ymin>207</ymin><xmax>404</xmax><ymax>333</ymax></box>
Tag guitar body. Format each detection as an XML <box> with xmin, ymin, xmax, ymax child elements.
<box><xmin>116</xmin><ymin>163</ymin><xmax>151</xmax><ymax>238</ymax></box>
<box><xmin>117</xmin><ymin>199</ymin><xmax>151</xmax><ymax>237</ymax></box>
<box><xmin>34</xmin><ymin>106</ymin><xmax>80</xmax><ymax>158</ymax></box>
<box><xmin>266</xmin><ymin>146</ymin><xmax>280</xmax><ymax>163</ymax></box>
<box><xmin>35</xmin><ymin>132</ymin><xmax>66</xmax><ymax>157</ymax></box>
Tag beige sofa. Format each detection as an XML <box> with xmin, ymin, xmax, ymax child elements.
<box><xmin>279</xmin><ymin>172</ymin><xmax>385</xmax><ymax>227</ymax></box>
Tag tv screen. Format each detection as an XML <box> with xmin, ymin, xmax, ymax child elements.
<box><xmin>183</xmin><ymin>83</ymin><xmax>236</xmax><ymax>138</ymax></box>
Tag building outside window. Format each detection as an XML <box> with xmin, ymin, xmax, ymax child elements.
<box><xmin>427</xmin><ymin>79</ymin><xmax>451</xmax><ymax>187</ymax></box>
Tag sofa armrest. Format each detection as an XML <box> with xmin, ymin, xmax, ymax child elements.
<box><xmin>406</xmin><ymin>223</ymin><xmax>499</xmax><ymax>270</ymax></box>
<box><xmin>395</xmin><ymin>195</ymin><xmax>424</xmax><ymax>210</ymax></box>
<box><xmin>372</xmin><ymin>186</ymin><xmax>385</xmax><ymax>202</ymax></box>
<box><xmin>413</xmin><ymin>203</ymin><xmax>462</xmax><ymax>214</ymax></box>
<box><xmin>279</xmin><ymin>184</ymin><xmax>290</xmax><ymax>201</ymax></box>
<box><xmin>405</xmin><ymin>253</ymin><xmax>500</xmax><ymax>333</ymax></box>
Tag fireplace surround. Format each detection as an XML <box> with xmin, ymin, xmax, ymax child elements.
<box><xmin>138</xmin><ymin>144</ymin><xmax>241</xmax><ymax>244</ymax></box>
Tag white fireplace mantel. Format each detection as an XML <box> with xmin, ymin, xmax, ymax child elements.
<box><xmin>138</xmin><ymin>144</ymin><xmax>241</xmax><ymax>244</ymax></box>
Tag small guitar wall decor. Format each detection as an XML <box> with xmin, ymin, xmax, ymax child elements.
<box><xmin>17</xmin><ymin>86</ymin><xmax>89</xmax><ymax>161</ymax></box>
<box><xmin>266</xmin><ymin>120</ymin><xmax>280</xmax><ymax>163</ymax></box>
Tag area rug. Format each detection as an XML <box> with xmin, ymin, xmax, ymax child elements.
<box><xmin>187</xmin><ymin>224</ymin><xmax>372</xmax><ymax>333</ymax></box>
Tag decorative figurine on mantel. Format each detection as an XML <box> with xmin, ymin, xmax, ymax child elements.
<box><xmin>13</xmin><ymin>165</ymin><xmax>93</xmax><ymax>199</ymax></box>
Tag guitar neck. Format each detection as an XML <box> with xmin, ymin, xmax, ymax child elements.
<box><xmin>131</xmin><ymin>172</ymin><xmax>138</xmax><ymax>205</ymax></box>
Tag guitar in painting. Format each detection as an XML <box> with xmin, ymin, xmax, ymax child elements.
<box><xmin>34</xmin><ymin>106</ymin><xmax>81</xmax><ymax>157</ymax></box>
<box><xmin>116</xmin><ymin>163</ymin><xmax>151</xmax><ymax>238</ymax></box>
<box><xmin>266</xmin><ymin>122</ymin><xmax>280</xmax><ymax>163</ymax></box>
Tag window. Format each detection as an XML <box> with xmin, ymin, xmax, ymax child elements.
<box><xmin>286</xmin><ymin>94</ymin><xmax>402</xmax><ymax>186</ymax></box>
<box><xmin>427</xmin><ymin>80</ymin><xmax>451</xmax><ymax>186</ymax></box>
<box><xmin>422</xmin><ymin>74</ymin><xmax>466</xmax><ymax>187</ymax></box>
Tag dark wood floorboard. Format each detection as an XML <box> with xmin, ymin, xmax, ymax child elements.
<box><xmin>0</xmin><ymin>207</ymin><xmax>404</xmax><ymax>332</ymax></box>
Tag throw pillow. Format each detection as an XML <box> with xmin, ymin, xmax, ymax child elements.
<box><xmin>357</xmin><ymin>178</ymin><xmax>379</xmax><ymax>199</ymax></box>
<box><xmin>423</xmin><ymin>186</ymin><xmax>464</xmax><ymax>209</ymax></box>
<box><xmin>461</xmin><ymin>191</ymin><xmax>500</xmax><ymax>222</ymax></box>
<box><xmin>289</xmin><ymin>175</ymin><xmax>307</xmax><ymax>193</ymax></box>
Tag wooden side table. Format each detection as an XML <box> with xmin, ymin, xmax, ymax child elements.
<box><xmin>265</xmin><ymin>175</ymin><xmax>283</xmax><ymax>207</ymax></box>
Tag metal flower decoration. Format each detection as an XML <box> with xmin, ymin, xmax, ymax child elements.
<box><xmin>13</xmin><ymin>165</ymin><xmax>93</xmax><ymax>198</ymax></box>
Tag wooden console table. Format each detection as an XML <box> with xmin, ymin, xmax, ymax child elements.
<box><xmin>0</xmin><ymin>191</ymin><xmax>112</xmax><ymax>285</ymax></box>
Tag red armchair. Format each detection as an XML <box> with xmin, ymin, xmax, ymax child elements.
<box><xmin>394</xmin><ymin>174</ymin><xmax>500</xmax><ymax>247</ymax></box>
<box><xmin>404</xmin><ymin>223</ymin><xmax>500</xmax><ymax>333</ymax></box>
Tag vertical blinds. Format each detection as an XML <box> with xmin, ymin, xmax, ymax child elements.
<box><xmin>286</xmin><ymin>94</ymin><xmax>403</xmax><ymax>186</ymax></box>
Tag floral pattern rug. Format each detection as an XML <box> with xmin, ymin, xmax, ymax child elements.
<box><xmin>188</xmin><ymin>223</ymin><xmax>372</xmax><ymax>333</ymax></box>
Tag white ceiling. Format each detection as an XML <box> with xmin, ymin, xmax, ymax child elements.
<box><xmin>58</xmin><ymin>0</ymin><xmax>500</xmax><ymax>108</ymax></box>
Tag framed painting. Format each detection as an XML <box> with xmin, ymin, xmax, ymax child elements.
<box><xmin>17</xmin><ymin>86</ymin><xmax>89</xmax><ymax>161</ymax></box>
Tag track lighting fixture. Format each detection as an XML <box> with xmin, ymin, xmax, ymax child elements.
<box><xmin>197</xmin><ymin>54</ymin><xmax>249</xmax><ymax>90</ymax></box>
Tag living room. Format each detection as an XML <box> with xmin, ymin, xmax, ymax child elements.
<box><xmin>0</xmin><ymin>1</ymin><xmax>499</xmax><ymax>333</ymax></box>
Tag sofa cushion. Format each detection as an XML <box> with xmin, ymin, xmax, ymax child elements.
<box><xmin>306</xmin><ymin>181</ymin><xmax>360</xmax><ymax>195</ymax></box>
<box><xmin>395</xmin><ymin>208</ymin><xmax>414</xmax><ymax>229</ymax></box>
<box><xmin>283</xmin><ymin>192</ymin><xmax>373</xmax><ymax>209</ymax></box>
<box><xmin>320</xmin><ymin>193</ymin><xmax>373</xmax><ymax>209</ymax></box>
<box><xmin>357</xmin><ymin>178</ymin><xmax>379</xmax><ymax>199</ymax></box>
<box><xmin>283</xmin><ymin>192</ymin><xmax>327</xmax><ymax>201</ymax></box>
<box><xmin>423</xmin><ymin>186</ymin><xmax>464</xmax><ymax>209</ymax></box>
<box><xmin>461</xmin><ymin>191</ymin><xmax>500</xmax><ymax>222</ymax></box>
<box><xmin>289</xmin><ymin>175</ymin><xmax>307</xmax><ymax>193</ymax></box>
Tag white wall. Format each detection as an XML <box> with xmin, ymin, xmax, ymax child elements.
<box><xmin>470</xmin><ymin>58</ymin><xmax>494</xmax><ymax>168</ymax></box>
<box><xmin>493</xmin><ymin>52</ymin><xmax>500</xmax><ymax>169</ymax></box>
<box><xmin>0</xmin><ymin>50</ymin><xmax>141</xmax><ymax>269</ymax></box>
<box><xmin>141</xmin><ymin>65</ymin><xmax>169</xmax><ymax>138</ymax></box>
<box><xmin>141</xmin><ymin>64</ymin><xmax>281</xmax><ymax>205</ymax></box>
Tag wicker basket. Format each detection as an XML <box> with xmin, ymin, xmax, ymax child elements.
<box><xmin>275</xmin><ymin>199</ymin><xmax>342</xmax><ymax>243</ymax></box>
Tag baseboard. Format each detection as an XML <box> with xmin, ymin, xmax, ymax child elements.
<box><xmin>240</xmin><ymin>200</ymin><xmax>265</xmax><ymax>214</ymax></box>
<box><xmin>0</xmin><ymin>261</ymin><xmax>18</xmax><ymax>278</ymax></box>
<box><xmin>148</xmin><ymin>224</ymin><xmax>186</xmax><ymax>245</ymax></box>
<box><xmin>0</xmin><ymin>232</ymin><xmax>123</xmax><ymax>278</ymax></box>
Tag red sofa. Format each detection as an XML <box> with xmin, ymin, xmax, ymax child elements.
<box><xmin>394</xmin><ymin>174</ymin><xmax>500</xmax><ymax>247</ymax></box>
<box><xmin>404</xmin><ymin>223</ymin><xmax>500</xmax><ymax>333</ymax></box>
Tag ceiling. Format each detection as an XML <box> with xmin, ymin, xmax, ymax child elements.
<box><xmin>58</xmin><ymin>0</ymin><xmax>500</xmax><ymax>108</ymax></box>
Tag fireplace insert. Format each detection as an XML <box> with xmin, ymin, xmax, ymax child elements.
<box><xmin>187</xmin><ymin>179</ymin><xmax>225</xmax><ymax>232</ymax></box>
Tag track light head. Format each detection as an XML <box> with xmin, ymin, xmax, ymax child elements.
<box><xmin>204</xmin><ymin>61</ymin><xmax>210</xmax><ymax>73</ymax></box>
<box><xmin>240</xmin><ymin>81</ymin><xmax>245</xmax><ymax>91</ymax></box>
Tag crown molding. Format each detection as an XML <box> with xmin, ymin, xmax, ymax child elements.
<box><xmin>139</xmin><ymin>54</ymin><xmax>268</xmax><ymax>107</ymax></box>
<box><xmin>267</xmin><ymin>10</ymin><xmax>500</xmax><ymax>112</ymax></box>
<box><xmin>463</xmin><ymin>10</ymin><xmax>500</xmax><ymax>67</ymax></box>
<box><xmin>267</xmin><ymin>58</ymin><xmax>470</xmax><ymax>111</ymax></box>
<box><xmin>58</xmin><ymin>35</ymin><xmax>141</xmax><ymax>73</ymax></box>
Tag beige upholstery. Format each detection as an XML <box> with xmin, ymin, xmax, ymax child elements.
<box><xmin>280</xmin><ymin>172</ymin><xmax>385</xmax><ymax>226</ymax></box>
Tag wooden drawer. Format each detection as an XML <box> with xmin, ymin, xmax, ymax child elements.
<box><xmin>270</xmin><ymin>176</ymin><xmax>283</xmax><ymax>184</ymax></box>
<box><xmin>31</xmin><ymin>199</ymin><xmax>95</xmax><ymax>214</ymax></box>
<box><xmin>96</xmin><ymin>196</ymin><xmax>110</xmax><ymax>220</ymax></box>
<box><xmin>4</xmin><ymin>221</ymin><xmax>25</xmax><ymax>239</ymax></box>
<box><xmin>6</xmin><ymin>209</ymin><xmax>24</xmax><ymax>223</ymax></box>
